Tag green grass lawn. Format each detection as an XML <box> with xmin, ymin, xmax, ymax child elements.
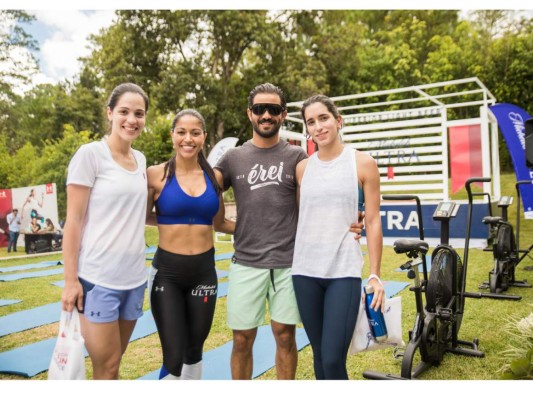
<box><xmin>1</xmin><ymin>174</ymin><xmax>532</xmax><ymax>380</ymax></box>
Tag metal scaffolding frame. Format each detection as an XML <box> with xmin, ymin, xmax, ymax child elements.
<box><xmin>281</xmin><ymin>77</ymin><xmax>501</xmax><ymax>201</ymax></box>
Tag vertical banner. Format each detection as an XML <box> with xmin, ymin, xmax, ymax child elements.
<box><xmin>489</xmin><ymin>103</ymin><xmax>533</xmax><ymax>219</ymax></box>
<box><xmin>0</xmin><ymin>189</ymin><xmax>13</xmax><ymax>247</ymax></box>
<box><xmin>449</xmin><ymin>125</ymin><xmax>483</xmax><ymax>193</ymax></box>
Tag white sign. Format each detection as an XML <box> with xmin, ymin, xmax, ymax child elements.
<box><xmin>207</xmin><ymin>137</ymin><xmax>239</xmax><ymax>167</ymax></box>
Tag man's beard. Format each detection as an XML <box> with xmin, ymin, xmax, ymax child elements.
<box><xmin>252</xmin><ymin>118</ymin><xmax>282</xmax><ymax>138</ymax></box>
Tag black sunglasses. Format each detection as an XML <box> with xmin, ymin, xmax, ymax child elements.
<box><xmin>250</xmin><ymin>103</ymin><xmax>285</xmax><ymax>116</ymax></box>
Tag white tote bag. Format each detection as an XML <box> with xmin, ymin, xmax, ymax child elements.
<box><xmin>349</xmin><ymin>296</ymin><xmax>404</xmax><ymax>354</ymax></box>
<box><xmin>48</xmin><ymin>308</ymin><xmax>86</xmax><ymax>380</ymax></box>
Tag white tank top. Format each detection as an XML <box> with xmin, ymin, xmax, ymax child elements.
<box><xmin>292</xmin><ymin>146</ymin><xmax>363</xmax><ymax>278</ymax></box>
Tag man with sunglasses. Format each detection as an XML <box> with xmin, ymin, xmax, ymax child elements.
<box><xmin>215</xmin><ymin>83</ymin><xmax>362</xmax><ymax>380</ymax></box>
<box><xmin>214</xmin><ymin>82</ymin><xmax>306</xmax><ymax>380</ymax></box>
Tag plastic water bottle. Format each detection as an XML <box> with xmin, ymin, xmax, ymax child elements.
<box><xmin>364</xmin><ymin>285</ymin><xmax>388</xmax><ymax>343</ymax></box>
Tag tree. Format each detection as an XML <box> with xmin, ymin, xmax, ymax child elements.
<box><xmin>33</xmin><ymin>125</ymin><xmax>92</xmax><ymax>218</ymax></box>
<box><xmin>4</xmin><ymin>9</ymin><xmax>531</xmax><ymax>177</ymax></box>
<box><xmin>82</xmin><ymin>10</ymin><xmax>331</xmax><ymax>149</ymax></box>
<box><xmin>0</xmin><ymin>11</ymin><xmax>38</xmax><ymax>102</ymax></box>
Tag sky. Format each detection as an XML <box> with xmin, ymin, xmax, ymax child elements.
<box><xmin>4</xmin><ymin>0</ymin><xmax>532</xmax><ymax>90</ymax></box>
<box><xmin>22</xmin><ymin>10</ymin><xmax>116</xmax><ymax>86</ymax></box>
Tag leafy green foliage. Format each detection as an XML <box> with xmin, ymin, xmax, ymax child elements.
<box><xmin>1</xmin><ymin>9</ymin><xmax>532</xmax><ymax>190</ymax></box>
<box><xmin>33</xmin><ymin>126</ymin><xmax>92</xmax><ymax>218</ymax></box>
<box><xmin>0</xmin><ymin>10</ymin><xmax>38</xmax><ymax>102</ymax></box>
<box><xmin>500</xmin><ymin>314</ymin><xmax>533</xmax><ymax>379</ymax></box>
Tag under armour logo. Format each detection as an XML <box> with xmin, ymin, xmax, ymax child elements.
<box><xmin>155</xmin><ymin>286</ymin><xmax>164</xmax><ymax>292</ymax></box>
<box><xmin>90</xmin><ymin>311</ymin><xmax>101</xmax><ymax>317</ymax></box>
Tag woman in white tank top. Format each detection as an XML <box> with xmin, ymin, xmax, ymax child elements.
<box><xmin>292</xmin><ymin>95</ymin><xmax>384</xmax><ymax>380</ymax></box>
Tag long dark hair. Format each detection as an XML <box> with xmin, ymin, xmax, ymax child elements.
<box><xmin>162</xmin><ymin>109</ymin><xmax>221</xmax><ymax>195</ymax></box>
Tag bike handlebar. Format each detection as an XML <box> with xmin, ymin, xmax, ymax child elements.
<box><xmin>516</xmin><ymin>180</ymin><xmax>533</xmax><ymax>189</ymax></box>
<box><xmin>465</xmin><ymin>177</ymin><xmax>491</xmax><ymax>197</ymax></box>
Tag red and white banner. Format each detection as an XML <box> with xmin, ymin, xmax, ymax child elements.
<box><xmin>449</xmin><ymin>125</ymin><xmax>483</xmax><ymax>193</ymax></box>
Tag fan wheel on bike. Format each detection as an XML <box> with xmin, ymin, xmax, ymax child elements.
<box><xmin>493</xmin><ymin>224</ymin><xmax>515</xmax><ymax>292</ymax></box>
<box><xmin>426</xmin><ymin>249</ymin><xmax>464</xmax><ymax>341</ymax></box>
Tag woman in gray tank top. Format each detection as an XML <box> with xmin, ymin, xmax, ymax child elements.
<box><xmin>292</xmin><ymin>95</ymin><xmax>385</xmax><ymax>380</ymax></box>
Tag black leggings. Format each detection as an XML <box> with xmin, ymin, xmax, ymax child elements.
<box><xmin>292</xmin><ymin>275</ymin><xmax>361</xmax><ymax>380</ymax></box>
<box><xmin>150</xmin><ymin>247</ymin><xmax>218</xmax><ymax>377</ymax></box>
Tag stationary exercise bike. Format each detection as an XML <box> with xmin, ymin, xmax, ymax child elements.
<box><xmin>480</xmin><ymin>179</ymin><xmax>532</xmax><ymax>294</ymax></box>
<box><xmin>363</xmin><ymin>178</ymin><xmax>487</xmax><ymax>380</ymax></box>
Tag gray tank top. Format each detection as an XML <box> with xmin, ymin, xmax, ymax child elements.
<box><xmin>292</xmin><ymin>146</ymin><xmax>364</xmax><ymax>278</ymax></box>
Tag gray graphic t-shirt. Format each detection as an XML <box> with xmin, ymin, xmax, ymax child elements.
<box><xmin>215</xmin><ymin>140</ymin><xmax>308</xmax><ymax>269</ymax></box>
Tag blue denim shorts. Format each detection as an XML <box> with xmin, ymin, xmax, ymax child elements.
<box><xmin>79</xmin><ymin>277</ymin><xmax>146</xmax><ymax>323</ymax></box>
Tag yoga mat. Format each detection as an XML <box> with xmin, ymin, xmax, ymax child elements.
<box><xmin>0</xmin><ymin>311</ymin><xmax>155</xmax><ymax>377</ymax></box>
<box><xmin>139</xmin><ymin>325</ymin><xmax>310</xmax><ymax>380</ymax></box>
<box><xmin>145</xmin><ymin>246</ymin><xmax>157</xmax><ymax>254</ymax></box>
<box><xmin>0</xmin><ymin>338</ymin><xmax>65</xmax><ymax>377</ymax></box>
<box><xmin>0</xmin><ymin>268</ymin><xmax>64</xmax><ymax>282</ymax></box>
<box><xmin>0</xmin><ymin>299</ymin><xmax>22</xmax><ymax>307</ymax></box>
<box><xmin>214</xmin><ymin>252</ymin><xmax>233</xmax><ymax>262</ymax></box>
<box><xmin>0</xmin><ymin>260</ymin><xmax>62</xmax><ymax>273</ymax></box>
<box><xmin>0</xmin><ymin>302</ymin><xmax>61</xmax><ymax>337</ymax></box>
<box><xmin>217</xmin><ymin>269</ymin><xmax>228</xmax><ymax>279</ymax></box>
<box><xmin>217</xmin><ymin>281</ymin><xmax>228</xmax><ymax>297</ymax></box>
<box><xmin>0</xmin><ymin>283</ymin><xmax>231</xmax><ymax>378</ymax></box>
<box><xmin>394</xmin><ymin>255</ymin><xmax>432</xmax><ymax>272</ymax></box>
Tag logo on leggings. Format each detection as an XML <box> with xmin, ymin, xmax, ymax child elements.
<box><xmin>155</xmin><ymin>286</ymin><xmax>164</xmax><ymax>292</ymax></box>
<box><xmin>191</xmin><ymin>284</ymin><xmax>217</xmax><ymax>303</ymax></box>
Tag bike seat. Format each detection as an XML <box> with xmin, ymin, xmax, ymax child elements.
<box><xmin>482</xmin><ymin>216</ymin><xmax>502</xmax><ymax>225</ymax></box>
<box><xmin>393</xmin><ymin>239</ymin><xmax>429</xmax><ymax>256</ymax></box>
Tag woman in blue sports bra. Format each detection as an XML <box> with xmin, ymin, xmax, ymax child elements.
<box><xmin>147</xmin><ymin>109</ymin><xmax>235</xmax><ymax>380</ymax></box>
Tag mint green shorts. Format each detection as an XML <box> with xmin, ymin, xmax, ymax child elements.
<box><xmin>226</xmin><ymin>263</ymin><xmax>301</xmax><ymax>330</ymax></box>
